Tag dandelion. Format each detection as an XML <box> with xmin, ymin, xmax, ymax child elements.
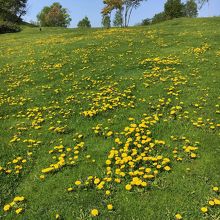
<box><xmin>107</xmin><ymin>204</ymin><xmax>113</xmax><ymax>210</ymax></box>
<box><xmin>15</xmin><ymin>208</ymin><xmax>23</xmax><ymax>214</ymax></box>
<box><xmin>94</xmin><ymin>178</ymin><xmax>100</xmax><ymax>185</ymax></box>
<box><xmin>67</xmin><ymin>187</ymin><xmax>74</xmax><ymax>192</ymax></box>
<box><xmin>213</xmin><ymin>186</ymin><xmax>219</xmax><ymax>192</ymax></box>
<box><xmin>190</xmin><ymin>153</ymin><xmax>197</xmax><ymax>158</ymax></box>
<box><xmin>125</xmin><ymin>184</ymin><xmax>132</xmax><ymax>191</ymax></box>
<box><xmin>3</xmin><ymin>204</ymin><xmax>11</xmax><ymax>212</ymax></box>
<box><xmin>91</xmin><ymin>209</ymin><xmax>99</xmax><ymax>216</ymax></box>
<box><xmin>105</xmin><ymin>190</ymin><xmax>111</xmax><ymax>195</ymax></box>
<box><xmin>201</xmin><ymin>207</ymin><xmax>208</xmax><ymax>213</ymax></box>
<box><xmin>40</xmin><ymin>175</ymin><xmax>45</xmax><ymax>180</ymax></box>
<box><xmin>214</xmin><ymin>198</ymin><xmax>220</xmax><ymax>205</ymax></box>
<box><xmin>75</xmin><ymin>180</ymin><xmax>81</xmax><ymax>186</ymax></box>
<box><xmin>164</xmin><ymin>166</ymin><xmax>171</xmax><ymax>171</ymax></box>
<box><xmin>55</xmin><ymin>214</ymin><xmax>60</xmax><ymax>219</ymax></box>
<box><xmin>175</xmin><ymin>213</ymin><xmax>182</xmax><ymax>219</ymax></box>
<box><xmin>208</xmin><ymin>200</ymin><xmax>215</xmax><ymax>206</ymax></box>
<box><xmin>13</xmin><ymin>196</ymin><xmax>25</xmax><ymax>202</ymax></box>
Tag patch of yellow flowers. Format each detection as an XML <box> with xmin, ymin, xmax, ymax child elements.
<box><xmin>3</xmin><ymin>196</ymin><xmax>25</xmax><ymax>215</ymax></box>
<box><xmin>41</xmin><ymin>142</ymin><xmax>85</xmax><ymax>177</ymax></box>
<box><xmin>70</xmin><ymin>112</ymin><xmax>200</xmax><ymax>217</ymax></box>
<box><xmin>81</xmin><ymin>84</ymin><xmax>135</xmax><ymax>117</ymax></box>
<box><xmin>0</xmin><ymin>155</ymin><xmax>30</xmax><ymax>175</ymax></box>
<box><xmin>200</xmin><ymin>186</ymin><xmax>220</xmax><ymax>215</ymax></box>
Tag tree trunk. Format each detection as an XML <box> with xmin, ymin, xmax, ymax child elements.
<box><xmin>127</xmin><ymin>5</ymin><xmax>134</xmax><ymax>27</ymax></box>
<box><xmin>124</xmin><ymin>5</ymin><xmax>128</xmax><ymax>27</ymax></box>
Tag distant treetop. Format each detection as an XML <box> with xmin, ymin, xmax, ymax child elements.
<box><xmin>102</xmin><ymin>0</ymin><xmax>148</xmax><ymax>27</ymax></box>
<box><xmin>77</xmin><ymin>16</ymin><xmax>92</xmax><ymax>28</ymax></box>
<box><xmin>37</xmin><ymin>2</ymin><xmax>71</xmax><ymax>27</ymax></box>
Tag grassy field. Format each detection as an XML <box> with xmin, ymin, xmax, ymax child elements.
<box><xmin>0</xmin><ymin>17</ymin><xmax>220</xmax><ymax>220</ymax></box>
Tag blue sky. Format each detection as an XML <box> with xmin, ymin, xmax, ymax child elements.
<box><xmin>24</xmin><ymin>0</ymin><xmax>220</xmax><ymax>27</ymax></box>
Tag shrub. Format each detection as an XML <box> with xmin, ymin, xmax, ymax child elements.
<box><xmin>152</xmin><ymin>12</ymin><xmax>167</xmax><ymax>24</ymax></box>
<box><xmin>0</xmin><ymin>22</ymin><xmax>21</xmax><ymax>34</ymax></box>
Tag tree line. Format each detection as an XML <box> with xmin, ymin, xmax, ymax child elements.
<box><xmin>0</xmin><ymin>0</ymin><xmax>210</xmax><ymax>28</ymax></box>
<box><xmin>150</xmin><ymin>0</ymin><xmax>199</xmax><ymax>25</ymax></box>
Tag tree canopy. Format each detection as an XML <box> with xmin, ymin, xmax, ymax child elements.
<box><xmin>113</xmin><ymin>9</ymin><xmax>123</xmax><ymax>27</ymax></box>
<box><xmin>185</xmin><ymin>0</ymin><xmax>198</xmax><ymax>17</ymax></box>
<box><xmin>102</xmin><ymin>0</ymin><xmax>147</xmax><ymax>27</ymax></box>
<box><xmin>102</xmin><ymin>15</ymin><xmax>111</xmax><ymax>28</ymax></box>
<box><xmin>164</xmin><ymin>0</ymin><xmax>185</xmax><ymax>19</ymax></box>
<box><xmin>37</xmin><ymin>2</ymin><xmax>71</xmax><ymax>27</ymax></box>
<box><xmin>0</xmin><ymin>0</ymin><xmax>27</xmax><ymax>22</ymax></box>
<box><xmin>77</xmin><ymin>16</ymin><xmax>91</xmax><ymax>28</ymax></box>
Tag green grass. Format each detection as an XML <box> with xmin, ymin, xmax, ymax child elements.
<box><xmin>0</xmin><ymin>17</ymin><xmax>220</xmax><ymax>220</ymax></box>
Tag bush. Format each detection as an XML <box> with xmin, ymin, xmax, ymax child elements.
<box><xmin>152</xmin><ymin>12</ymin><xmax>167</xmax><ymax>24</ymax></box>
<box><xmin>0</xmin><ymin>22</ymin><xmax>21</xmax><ymax>34</ymax></box>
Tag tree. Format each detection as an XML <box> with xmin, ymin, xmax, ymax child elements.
<box><xmin>164</xmin><ymin>0</ymin><xmax>185</xmax><ymax>19</ymax></box>
<box><xmin>77</xmin><ymin>16</ymin><xmax>91</xmax><ymax>28</ymax></box>
<box><xmin>102</xmin><ymin>15</ymin><xmax>111</xmax><ymax>28</ymax></box>
<box><xmin>113</xmin><ymin>9</ymin><xmax>123</xmax><ymax>27</ymax></box>
<box><xmin>102</xmin><ymin>0</ymin><xmax>147</xmax><ymax>27</ymax></box>
<box><xmin>37</xmin><ymin>2</ymin><xmax>71</xmax><ymax>27</ymax></box>
<box><xmin>0</xmin><ymin>0</ymin><xmax>27</xmax><ymax>22</ymax></box>
<box><xmin>185</xmin><ymin>0</ymin><xmax>198</xmax><ymax>17</ymax></box>
<box><xmin>141</xmin><ymin>18</ymin><xmax>151</xmax><ymax>26</ymax></box>
<box><xmin>152</xmin><ymin>12</ymin><xmax>167</xmax><ymax>24</ymax></box>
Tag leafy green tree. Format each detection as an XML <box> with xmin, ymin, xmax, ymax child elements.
<box><xmin>152</xmin><ymin>12</ymin><xmax>167</xmax><ymax>24</ymax></box>
<box><xmin>77</xmin><ymin>16</ymin><xmax>91</xmax><ymax>28</ymax></box>
<box><xmin>37</xmin><ymin>2</ymin><xmax>71</xmax><ymax>27</ymax></box>
<box><xmin>164</xmin><ymin>0</ymin><xmax>185</xmax><ymax>19</ymax></box>
<box><xmin>0</xmin><ymin>0</ymin><xmax>27</xmax><ymax>22</ymax></box>
<box><xmin>185</xmin><ymin>0</ymin><xmax>198</xmax><ymax>17</ymax></box>
<box><xmin>102</xmin><ymin>0</ymin><xmax>148</xmax><ymax>27</ymax></box>
<box><xmin>113</xmin><ymin>9</ymin><xmax>123</xmax><ymax>27</ymax></box>
<box><xmin>102</xmin><ymin>15</ymin><xmax>111</xmax><ymax>28</ymax></box>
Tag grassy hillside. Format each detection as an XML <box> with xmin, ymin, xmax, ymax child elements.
<box><xmin>0</xmin><ymin>17</ymin><xmax>219</xmax><ymax>220</ymax></box>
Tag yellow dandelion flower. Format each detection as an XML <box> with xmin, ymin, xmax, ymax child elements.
<box><xmin>75</xmin><ymin>180</ymin><xmax>81</xmax><ymax>186</ymax></box>
<box><xmin>208</xmin><ymin>200</ymin><xmax>215</xmax><ymax>206</ymax></box>
<box><xmin>107</xmin><ymin>204</ymin><xmax>113</xmax><ymax>210</ymax></box>
<box><xmin>91</xmin><ymin>209</ymin><xmax>99</xmax><ymax>216</ymax></box>
<box><xmin>175</xmin><ymin>213</ymin><xmax>182</xmax><ymax>219</ymax></box>
<box><xmin>15</xmin><ymin>208</ymin><xmax>23</xmax><ymax>214</ymax></box>
<box><xmin>105</xmin><ymin>190</ymin><xmax>111</xmax><ymax>195</ymax></box>
<box><xmin>55</xmin><ymin>213</ymin><xmax>60</xmax><ymax>219</ymax></box>
<box><xmin>3</xmin><ymin>204</ymin><xmax>11</xmax><ymax>212</ymax></box>
<box><xmin>40</xmin><ymin>175</ymin><xmax>45</xmax><ymax>180</ymax></box>
<box><xmin>125</xmin><ymin>184</ymin><xmax>132</xmax><ymax>191</ymax></box>
<box><xmin>213</xmin><ymin>186</ymin><xmax>219</xmax><ymax>192</ymax></box>
<box><xmin>164</xmin><ymin>166</ymin><xmax>171</xmax><ymax>171</ymax></box>
<box><xmin>214</xmin><ymin>198</ymin><xmax>220</xmax><ymax>205</ymax></box>
<box><xmin>201</xmin><ymin>207</ymin><xmax>208</xmax><ymax>213</ymax></box>
<box><xmin>13</xmin><ymin>196</ymin><xmax>25</xmax><ymax>202</ymax></box>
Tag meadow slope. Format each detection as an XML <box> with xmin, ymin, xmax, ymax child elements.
<box><xmin>0</xmin><ymin>17</ymin><xmax>220</xmax><ymax>220</ymax></box>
